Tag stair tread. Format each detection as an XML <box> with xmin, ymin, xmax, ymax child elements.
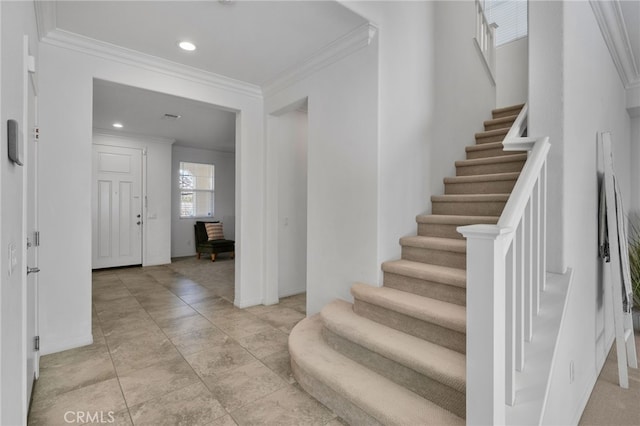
<box><xmin>289</xmin><ymin>314</ymin><xmax>465</xmax><ymax>426</ymax></box>
<box><xmin>483</xmin><ymin>114</ymin><xmax>519</xmax><ymax>127</ymax></box>
<box><xmin>400</xmin><ymin>235</ymin><xmax>466</xmax><ymax>253</ymax></box>
<box><xmin>432</xmin><ymin>193</ymin><xmax>509</xmax><ymax>202</ymax></box>
<box><xmin>321</xmin><ymin>299</ymin><xmax>466</xmax><ymax>392</ymax></box>
<box><xmin>492</xmin><ymin>103</ymin><xmax>525</xmax><ymax>115</ymax></box>
<box><xmin>416</xmin><ymin>214</ymin><xmax>499</xmax><ymax>224</ymax></box>
<box><xmin>456</xmin><ymin>153</ymin><xmax>527</xmax><ymax>167</ymax></box>
<box><xmin>466</xmin><ymin>141</ymin><xmax>516</xmax><ymax>152</ymax></box>
<box><xmin>351</xmin><ymin>283</ymin><xmax>466</xmax><ymax>334</ymax></box>
<box><xmin>444</xmin><ymin>172</ymin><xmax>520</xmax><ymax>183</ymax></box>
<box><xmin>475</xmin><ymin>127</ymin><xmax>509</xmax><ymax>139</ymax></box>
<box><xmin>382</xmin><ymin>259</ymin><xmax>466</xmax><ymax>288</ymax></box>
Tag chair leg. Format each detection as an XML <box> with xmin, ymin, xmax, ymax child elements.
<box><xmin>210</xmin><ymin>253</ymin><xmax>217</xmax><ymax>262</ymax></box>
<box><xmin>230</xmin><ymin>251</ymin><xmax>235</xmax><ymax>259</ymax></box>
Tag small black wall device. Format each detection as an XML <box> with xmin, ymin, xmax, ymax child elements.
<box><xmin>7</xmin><ymin>119</ymin><xmax>23</xmax><ymax>166</ymax></box>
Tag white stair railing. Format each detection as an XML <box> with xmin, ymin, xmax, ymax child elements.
<box><xmin>474</xmin><ymin>0</ymin><xmax>498</xmax><ymax>83</ymax></box>
<box><xmin>459</xmin><ymin>104</ymin><xmax>551</xmax><ymax>424</ymax></box>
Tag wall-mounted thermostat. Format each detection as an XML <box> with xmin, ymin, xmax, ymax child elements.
<box><xmin>7</xmin><ymin>119</ymin><xmax>23</xmax><ymax>166</ymax></box>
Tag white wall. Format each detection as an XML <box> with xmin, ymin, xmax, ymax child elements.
<box><xmin>93</xmin><ymin>132</ymin><xmax>173</xmax><ymax>266</ymax></box>
<box><xmin>529</xmin><ymin>0</ymin><xmax>565</xmax><ymax>274</ymax></box>
<box><xmin>343</xmin><ymin>1</ymin><xmax>436</xmax><ymax>274</ymax></box>
<box><xmin>431</xmin><ymin>0</ymin><xmax>496</xmax><ymax>203</ymax></box>
<box><xmin>496</xmin><ymin>37</ymin><xmax>528</xmax><ymax>108</ymax></box>
<box><xmin>539</xmin><ymin>2</ymin><xmax>632</xmax><ymax>424</ymax></box>
<box><xmin>264</xmin><ymin>40</ymin><xmax>378</xmax><ymax>315</ymax></box>
<box><xmin>273</xmin><ymin>109</ymin><xmax>308</xmax><ymax>298</ymax></box>
<box><xmin>0</xmin><ymin>2</ymin><xmax>38</xmax><ymax>423</ymax></box>
<box><xmin>171</xmin><ymin>145</ymin><xmax>235</xmax><ymax>257</ymax></box>
<box><xmin>38</xmin><ymin>41</ymin><xmax>264</xmax><ymax>355</ymax></box>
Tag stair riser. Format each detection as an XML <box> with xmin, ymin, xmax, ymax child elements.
<box><xmin>432</xmin><ymin>200</ymin><xmax>506</xmax><ymax>216</ymax></box>
<box><xmin>322</xmin><ymin>328</ymin><xmax>466</xmax><ymax>419</ymax></box>
<box><xmin>466</xmin><ymin>148</ymin><xmax>515</xmax><ymax>159</ymax></box>
<box><xmin>475</xmin><ymin>133</ymin><xmax>507</xmax><ymax>144</ymax></box>
<box><xmin>291</xmin><ymin>358</ymin><xmax>383</xmax><ymax>426</ymax></box>
<box><xmin>417</xmin><ymin>223</ymin><xmax>465</xmax><ymax>240</ymax></box>
<box><xmin>384</xmin><ymin>272</ymin><xmax>466</xmax><ymax>306</ymax></box>
<box><xmin>353</xmin><ymin>299</ymin><xmax>466</xmax><ymax>354</ymax></box>
<box><xmin>484</xmin><ymin>120</ymin><xmax>515</xmax><ymax>132</ymax></box>
<box><xmin>456</xmin><ymin>160</ymin><xmax>525</xmax><ymax>176</ymax></box>
<box><xmin>445</xmin><ymin>179</ymin><xmax>517</xmax><ymax>195</ymax></box>
<box><xmin>402</xmin><ymin>246</ymin><xmax>466</xmax><ymax>270</ymax></box>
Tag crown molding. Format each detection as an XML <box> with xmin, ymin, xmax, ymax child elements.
<box><xmin>262</xmin><ymin>22</ymin><xmax>378</xmax><ymax>97</ymax></box>
<box><xmin>42</xmin><ymin>29</ymin><xmax>263</xmax><ymax>99</ymax></box>
<box><xmin>34</xmin><ymin>0</ymin><xmax>57</xmax><ymax>42</ymax></box>
<box><xmin>590</xmin><ymin>0</ymin><xmax>640</xmax><ymax>90</ymax></box>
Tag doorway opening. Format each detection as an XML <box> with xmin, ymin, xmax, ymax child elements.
<box><xmin>267</xmin><ymin>98</ymin><xmax>309</xmax><ymax>304</ymax></box>
<box><xmin>91</xmin><ymin>79</ymin><xmax>237</xmax><ymax>301</ymax></box>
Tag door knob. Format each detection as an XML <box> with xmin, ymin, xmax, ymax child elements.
<box><xmin>27</xmin><ymin>267</ymin><xmax>40</xmax><ymax>275</ymax></box>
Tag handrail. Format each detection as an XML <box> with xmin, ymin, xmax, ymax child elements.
<box><xmin>503</xmin><ymin>103</ymin><xmax>528</xmax><ymax>147</ymax></box>
<box><xmin>459</xmin><ymin>103</ymin><xmax>552</xmax><ymax>424</ymax></box>
<box><xmin>498</xmin><ymin>135</ymin><xmax>550</xmax><ymax>253</ymax></box>
<box><xmin>474</xmin><ymin>0</ymin><xmax>498</xmax><ymax>83</ymax></box>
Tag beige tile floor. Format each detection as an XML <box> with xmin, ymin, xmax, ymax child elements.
<box><xmin>28</xmin><ymin>257</ymin><xmax>343</xmax><ymax>426</ymax></box>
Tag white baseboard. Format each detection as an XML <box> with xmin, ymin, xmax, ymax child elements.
<box><xmin>234</xmin><ymin>297</ymin><xmax>264</xmax><ymax>309</ymax></box>
<box><xmin>40</xmin><ymin>333</ymin><xmax>93</xmax><ymax>356</ymax></box>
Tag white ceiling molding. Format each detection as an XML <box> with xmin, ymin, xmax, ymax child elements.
<box><xmin>34</xmin><ymin>0</ymin><xmax>57</xmax><ymax>42</ymax></box>
<box><xmin>262</xmin><ymin>22</ymin><xmax>378</xmax><ymax>97</ymax></box>
<box><xmin>41</xmin><ymin>29</ymin><xmax>263</xmax><ymax>99</ymax></box>
<box><xmin>590</xmin><ymin>0</ymin><xmax>640</xmax><ymax>90</ymax></box>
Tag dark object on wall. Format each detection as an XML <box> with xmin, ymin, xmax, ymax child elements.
<box><xmin>194</xmin><ymin>221</ymin><xmax>235</xmax><ymax>262</ymax></box>
<box><xmin>8</xmin><ymin>119</ymin><xmax>23</xmax><ymax>166</ymax></box>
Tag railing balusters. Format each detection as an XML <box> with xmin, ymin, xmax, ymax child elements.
<box><xmin>541</xmin><ymin>162</ymin><xmax>548</xmax><ymax>291</ymax></box>
<box><xmin>533</xmin><ymin>177</ymin><xmax>541</xmax><ymax>315</ymax></box>
<box><xmin>506</xmin><ymin>242</ymin><xmax>516</xmax><ymax>406</ymax></box>
<box><xmin>516</xmin><ymin>220</ymin><xmax>525</xmax><ymax>372</ymax></box>
<box><xmin>459</xmin><ymin>104</ymin><xmax>551</xmax><ymax>424</ymax></box>
<box><xmin>525</xmin><ymin>200</ymin><xmax>533</xmax><ymax>342</ymax></box>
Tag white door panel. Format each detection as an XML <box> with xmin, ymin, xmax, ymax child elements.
<box><xmin>92</xmin><ymin>145</ymin><xmax>143</xmax><ymax>269</ymax></box>
<box><xmin>25</xmin><ymin>34</ymin><xmax>39</xmax><ymax>414</ymax></box>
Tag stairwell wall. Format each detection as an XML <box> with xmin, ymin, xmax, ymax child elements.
<box><xmin>431</xmin><ymin>1</ymin><xmax>496</xmax><ymax>205</ymax></box>
<box><xmin>340</xmin><ymin>1</ymin><xmax>437</xmax><ymax>273</ymax></box>
<box><xmin>535</xmin><ymin>2</ymin><xmax>632</xmax><ymax>424</ymax></box>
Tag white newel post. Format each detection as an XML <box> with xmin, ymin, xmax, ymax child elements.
<box><xmin>458</xmin><ymin>224</ymin><xmax>512</xmax><ymax>425</ymax></box>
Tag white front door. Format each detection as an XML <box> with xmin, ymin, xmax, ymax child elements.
<box><xmin>24</xmin><ymin>34</ymin><xmax>39</xmax><ymax>410</ymax></box>
<box><xmin>92</xmin><ymin>145</ymin><xmax>143</xmax><ymax>269</ymax></box>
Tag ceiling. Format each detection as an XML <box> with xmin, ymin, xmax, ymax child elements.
<box><xmin>51</xmin><ymin>1</ymin><xmax>367</xmax><ymax>151</ymax></box>
<box><xmin>618</xmin><ymin>0</ymin><xmax>640</xmax><ymax>86</ymax></box>
<box><xmin>54</xmin><ymin>1</ymin><xmax>367</xmax><ymax>86</ymax></box>
<box><xmin>93</xmin><ymin>80</ymin><xmax>237</xmax><ymax>151</ymax></box>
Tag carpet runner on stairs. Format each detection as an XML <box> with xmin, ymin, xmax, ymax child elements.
<box><xmin>288</xmin><ymin>103</ymin><xmax>526</xmax><ymax>425</ymax></box>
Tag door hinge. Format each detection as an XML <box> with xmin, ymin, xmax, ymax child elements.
<box><xmin>34</xmin><ymin>127</ymin><xmax>40</xmax><ymax>142</ymax></box>
<box><xmin>34</xmin><ymin>336</ymin><xmax>40</xmax><ymax>351</ymax></box>
<box><xmin>34</xmin><ymin>231</ymin><xmax>40</xmax><ymax>247</ymax></box>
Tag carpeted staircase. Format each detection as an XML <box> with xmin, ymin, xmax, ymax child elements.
<box><xmin>289</xmin><ymin>103</ymin><xmax>526</xmax><ymax>425</ymax></box>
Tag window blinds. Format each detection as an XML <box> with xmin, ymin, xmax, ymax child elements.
<box><xmin>484</xmin><ymin>0</ymin><xmax>528</xmax><ymax>46</ymax></box>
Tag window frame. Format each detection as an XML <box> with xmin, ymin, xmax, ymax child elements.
<box><xmin>178</xmin><ymin>161</ymin><xmax>215</xmax><ymax>219</ymax></box>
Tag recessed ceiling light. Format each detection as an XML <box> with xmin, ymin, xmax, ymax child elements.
<box><xmin>112</xmin><ymin>122</ymin><xmax>123</xmax><ymax>128</ymax></box>
<box><xmin>178</xmin><ymin>41</ymin><xmax>196</xmax><ymax>52</ymax></box>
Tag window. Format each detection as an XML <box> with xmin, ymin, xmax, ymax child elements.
<box><xmin>179</xmin><ymin>161</ymin><xmax>214</xmax><ymax>218</ymax></box>
<box><xmin>484</xmin><ymin>0</ymin><xmax>528</xmax><ymax>46</ymax></box>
